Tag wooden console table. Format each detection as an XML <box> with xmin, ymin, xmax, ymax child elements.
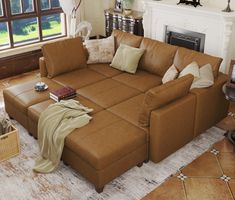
<box><xmin>104</xmin><ymin>8</ymin><xmax>144</xmax><ymax>37</ymax></box>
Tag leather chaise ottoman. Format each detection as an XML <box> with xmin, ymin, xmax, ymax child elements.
<box><xmin>63</xmin><ymin>110</ymin><xmax>148</xmax><ymax>193</ymax></box>
<box><xmin>3</xmin><ymin>78</ymin><xmax>62</xmax><ymax>129</ymax></box>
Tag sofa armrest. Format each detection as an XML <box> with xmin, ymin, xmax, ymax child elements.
<box><xmin>39</xmin><ymin>57</ymin><xmax>48</xmax><ymax>77</ymax></box>
<box><xmin>190</xmin><ymin>72</ymin><xmax>229</xmax><ymax>136</ymax></box>
<box><xmin>139</xmin><ymin>74</ymin><xmax>194</xmax><ymax>127</ymax></box>
<box><xmin>149</xmin><ymin>94</ymin><xmax>196</xmax><ymax>162</ymax></box>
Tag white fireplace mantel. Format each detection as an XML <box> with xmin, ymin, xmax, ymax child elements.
<box><xmin>142</xmin><ymin>0</ymin><xmax>235</xmax><ymax>73</ymax></box>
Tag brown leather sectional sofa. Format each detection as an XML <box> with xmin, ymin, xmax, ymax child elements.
<box><xmin>3</xmin><ymin>30</ymin><xmax>229</xmax><ymax>193</ymax></box>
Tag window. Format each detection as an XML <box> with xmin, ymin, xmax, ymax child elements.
<box><xmin>0</xmin><ymin>0</ymin><xmax>66</xmax><ymax>50</ymax></box>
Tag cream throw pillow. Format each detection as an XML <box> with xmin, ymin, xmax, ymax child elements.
<box><xmin>84</xmin><ymin>36</ymin><xmax>115</xmax><ymax>64</ymax></box>
<box><xmin>178</xmin><ymin>61</ymin><xmax>200</xmax><ymax>79</ymax></box>
<box><xmin>191</xmin><ymin>63</ymin><xmax>214</xmax><ymax>89</ymax></box>
<box><xmin>162</xmin><ymin>64</ymin><xmax>179</xmax><ymax>84</ymax></box>
<box><xmin>110</xmin><ymin>43</ymin><xmax>145</xmax><ymax>74</ymax></box>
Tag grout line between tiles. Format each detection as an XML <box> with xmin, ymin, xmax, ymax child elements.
<box><xmin>226</xmin><ymin>182</ymin><xmax>235</xmax><ymax>200</ymax></box>
<box><xmin>181</xmin><ymin>175</ymin><xmax>188</xmax><ymax>200</ymax></box>
<box><xmin>215</xmin><ymin>150</ymin><xmax>225</xmax><ymax>175</ymax></box>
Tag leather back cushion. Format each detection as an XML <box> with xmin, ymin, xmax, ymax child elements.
<box><xmin>112</xmin><ymin>29</ymin><xmax>143</xmax><ymax>50</ymax></box>
<box><xmin>173</xmin><ymin>47</ymin><xmax>222</xmax><ymax>78</ymax></box>
<box><xmin>139</xmin><ymin>74</ymin><xmax>194</xmax><ymax>127</ymax></box>
<box><xmin>139</xmin><ymin>38</ymin><xmax>178</xmax><ymax>76</ymax></box>
<box><xmin>42</xmin><ymin>37</ymin><xmax>87</xmax><ymax>78</ymax></box>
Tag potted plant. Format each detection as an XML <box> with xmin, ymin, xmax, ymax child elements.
<box><xmin>122</xmin><ymin>0</ymin><xmax>134</xmax><ymax>14</ymax></box>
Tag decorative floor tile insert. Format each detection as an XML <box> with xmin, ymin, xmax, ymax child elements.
<box><xmin>177</xmin><ymin>173</ymin><xmax>188</xmax><ymax>181</ymax></box>
<box><xmin>220</xmin><ymin>175</ymin><xmax>231</xmax><ymax>182</ymax></box>
<box><xmin>210</xmin><ymin>148</ymin><xmax>220</xmax><ymax>155</ymax></box>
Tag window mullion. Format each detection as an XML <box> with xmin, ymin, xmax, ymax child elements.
<box><xmin>35</xmin><ymin>0</ymin><xmax>43</xmax><ymax>42</ymax></box>
<box><xmin>21</xmin><ymin>0</ymin><xmax>24</xmax><ymax>13</ymax></box>
<box><xmin>4</xmin><ymin>0</ymin><xmax>14</xmax><ymax>48</ymax></box>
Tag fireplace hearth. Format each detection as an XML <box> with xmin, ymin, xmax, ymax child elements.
<box><xmin>165</xmin><ymin>26</ymin><xmax>205</xmax><ymax>53</ymax></box>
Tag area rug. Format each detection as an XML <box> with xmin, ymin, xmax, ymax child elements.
<box><xmin>0</xmin><ymin>111</ymin><xmax>225</xmax><ymax>200</ymax></box>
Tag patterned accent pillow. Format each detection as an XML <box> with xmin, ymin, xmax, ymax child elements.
<box><xmin>84</xmin><ymin>36</ymin><xmax>115</xmax><ymax>64</ymax></box>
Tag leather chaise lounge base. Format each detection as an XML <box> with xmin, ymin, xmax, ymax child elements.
<box><xmin>3</xmin><ymin>30</ymin><xmax>229</xmax><ymax>192</ymax></box>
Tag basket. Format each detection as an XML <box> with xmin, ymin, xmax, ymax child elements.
<box><xmin>0</xmin><ymin>125</ymin><xmax>20</xmax><ymax>162</ymax></box>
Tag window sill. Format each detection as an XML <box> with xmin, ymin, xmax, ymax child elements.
<box><xmin>0</xmin><ymin>36</ymin><xmax>70</xmax><ymax>59</ymax></box>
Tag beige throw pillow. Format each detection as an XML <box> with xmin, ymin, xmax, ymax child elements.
<box><xmin>191</xmin><ymin>63</ymin><xmax>214</xmax><ymax>89</ymax></box>
<box><xmin>110</xmin><ymin>43</ymin><xmax>145</xmax><ymax>74</ymax></box>
<box><xmin>162</xmin><ymin>64</ymin><xmax>179</xmax><ymax>84</ymax></box>
<box><xmin>178</xmin><ymin>61</ymin><xmax>200</xmax><ymax>79</ymax></box>
<box><xmin>84</xmin><ymin>36</ymin><xmax>115</xmax><ymax>64</ymax></box>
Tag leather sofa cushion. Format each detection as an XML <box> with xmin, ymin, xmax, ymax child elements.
<box><xmin>112</xmin><ymin>29</ymin><xmax>143</xmax><ymax>50</ymax></box>
<box><xmin>173</xmin><ymin>47</ymin><xmax>222</xmax><ymax>78</ymax></box>
<box><xmin>65</xmin><ymin>110</ymin><xmax>147</xmax><ymax>170</ymax></box>
<box><xmin>88</xmin><ymin>63</ymin><xmax>122</xmax><ymax>77</ymax></box>
<box><xmin>52</xmin><ymin>68</ymin><xmax>106</xmax><ymax>89</ymax></box>
<box><xmin>28</xmin><ymin>95</ymin><xmax>103</xmax><ymax>123</ymax></box>
<box><xmin>3</xmin><ymin>78</ymin><xmax>62</xmax><ymax>114</ymax></box>
<box><xmin>108</xmin><ymin>94</ymin><xmax>147</xmax><ymax>132</ymax></box>
<box><xmin>139</xmin><ymin>74</ymin><xmax>194</xmax><ymax>127</ymax></box>
<box><xmin>42</xmin><ymin>37</ymin><xmax>87</xmax><ymax>78</ymax></box>
<box><xmin>139</xmin><ymin>38</ymin><xmax>178</xmax><ymax>76</ymax></box>
<box><xmin>112</xmin><ymin>70</ymin><xmax>162</xmax><ymax>92</ymax></box>
<box><xmin>78</xmin><ymin>79</ymin><xmax>141</xmax><ymax>108</ymax></box>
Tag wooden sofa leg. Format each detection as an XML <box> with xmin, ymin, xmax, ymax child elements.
<box><xmin>137</xmin><ymin>162</ymin><xmax>143</xmax><ymax>167</ymax></box>
<box><xmin>95</xmin><ymin>186</ymin><xmax>104</xmax><ymax>193</ymax></box>
<box><xmin>63</xmin><ymin>161</ymin><xmax>69</xmax><ymax>166</ymax></box>
<box><xmin>144</xmin><ymin>159</ymin><xmax>149</xmax><ymax>163</ymax></box>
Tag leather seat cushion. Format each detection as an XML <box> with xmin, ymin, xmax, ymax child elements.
<box><xmin>88</xmin><ymin>63</ymin><xmax>122</xmax><ymax>77</ymax></box>
<box><xmin>139</xmin><ymin>38</ymin><xmax>178</xmax><ymax>76</ymax></box>
<box><xmin>112</xmin><ymin>70</ymin><xmax>162</xmax><ymax>92</ymax></box>
<box><xmin>108</xmin><ymin>94</ymin><xmax>147</xmax><ymax>132</ymax></box>
<box><xmin>78</xmin><ymin>79</ymin><xmax>141</xmax><ymax>108</ymax></box>
<box><xmin>173</xmin><ymin>47</ymin><xmax>222</xmax><ymax>78</ymax></box>
<box><xmin>112</xmin><ymin>29</ymin><xmax>143</xmax><ymax>50</ymax></box>
<box><xmin>52</xmin><ymin>68</ymin><xmax>106</xmax><ymax>89</ymax></box>
<box><xmin>3</xmin><ymin>78</ymin><xmax>62</xmax><ymax>114</ymax></box>
<box><xmin>28</xmin><ymin>95</ymin><xmax>103</xmax><ymax>123</ymax></box>
<box><xmin>65</xmin><ymin>110</ymin><xmax>147</xmax><ymax>170</ymax></box>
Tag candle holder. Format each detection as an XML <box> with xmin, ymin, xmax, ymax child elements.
<box><xmin>222</xmin><ymin>0</ymin><xmax>233</xmax><ymax>12</ymax></box>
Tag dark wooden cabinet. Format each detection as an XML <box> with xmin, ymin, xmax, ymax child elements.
<box><xmin>0</xmin><ymin>50</ymin><xmax>42</xmax><ymax>79</ymax></box>
<box><xmin>104</xmin><ymin>9</ymin><xmax>144</xmax><ymax>37</ymax></box>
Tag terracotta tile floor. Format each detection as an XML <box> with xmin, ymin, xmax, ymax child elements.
<box><xmin>1</xmin><ymin>71</ymin><xmax>235</xmax><ymax>200</ymax></box>
<box><xmin>143</xmin><ymin>138</ymin><xmax>235</xmax><ymax>200</ymax></box>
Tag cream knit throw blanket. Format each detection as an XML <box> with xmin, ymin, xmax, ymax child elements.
<box><xmin>33</xmin><ymin>99</ymin><xmax>93</xmax><ymax>173</ymax></box>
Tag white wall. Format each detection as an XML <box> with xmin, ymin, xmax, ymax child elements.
<box><xmin>83</xmin><ymin>0</ymin><xmax>114</xmax><ymax>36</ymax></box>
<box><xmin>132</xmin><ymin>0</ymin><xmax>235</xmax><ymax>11</ymax></box>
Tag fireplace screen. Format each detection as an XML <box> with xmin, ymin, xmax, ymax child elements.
<box><xmin>165</xmin><ymin>26</ymin><xmax>205</xmax><ymax>53</ymax></box>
